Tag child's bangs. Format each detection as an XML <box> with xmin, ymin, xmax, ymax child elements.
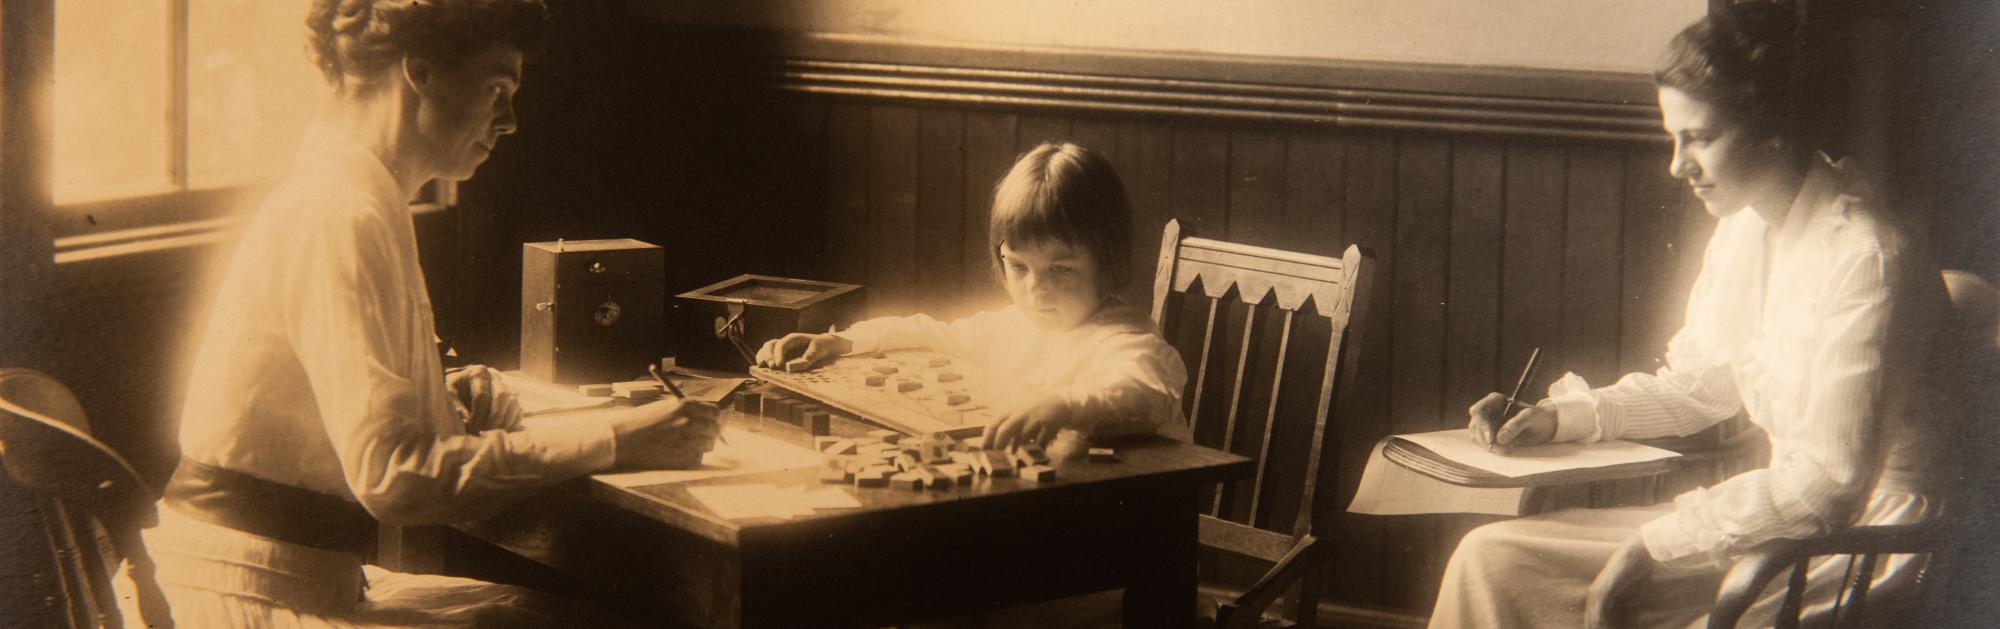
<box><xmin>991</xmin><ymin>180</ymin><xmax>1087</xmax><ymax>254</ymax></box>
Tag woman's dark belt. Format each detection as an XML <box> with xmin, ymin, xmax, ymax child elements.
<box><xmin>164</xmin><ymin>457</ymin><xmax>378</xmax><ymax>556</ymax></box>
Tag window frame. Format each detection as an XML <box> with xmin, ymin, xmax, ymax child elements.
<box><xmin>12</xmin><ymin>0</ymin><xmax>455</xmax><ymax>267</ymax></box>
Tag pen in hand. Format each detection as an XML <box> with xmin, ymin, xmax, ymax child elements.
<box><xmin>1491</xmin><ymin>347</ymin><xmax>1543</xmax><ymax>453</ymax></box>
<box><xmin>651</xmin><ymin>363</ymin><xmax>725</xmax><ymax>445</ymax></box>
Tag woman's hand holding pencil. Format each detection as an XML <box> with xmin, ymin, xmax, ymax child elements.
<box><xmin>1467</xmin><ymin>348</ymin><xmax>1557</xmax><ymax>454</ymax></box>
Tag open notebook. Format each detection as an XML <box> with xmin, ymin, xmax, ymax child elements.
<box><xmin>1348</xmin><ymin>429</ymin><xmax>1678</xmax><ymax>516</ymax></box>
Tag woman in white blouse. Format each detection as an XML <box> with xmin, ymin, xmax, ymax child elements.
<box><xmin>1430</xmin><ymin>4</ymin><xmax>1946</xmax><ymax>628</ymax></box>
<box><xmin>140</xmin><ymin>1</ymin><xmax>715</xmax><ymax>626</ymax></box>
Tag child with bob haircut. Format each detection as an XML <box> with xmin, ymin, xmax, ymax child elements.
<box><xmin>757</xmin><ymin>141</ymin><xmax>1188</xmax><ymax>450</ymax></box>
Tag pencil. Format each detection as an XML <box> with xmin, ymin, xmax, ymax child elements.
<box><xmin>1492</xmin><ymin>347</ymin><xmax>1543</xmax><ymax>452</ymax></box>
<box><xmin>651</xmin><ymin>363</ymin><xmax>726</xmax><ymax>445</ymax></box>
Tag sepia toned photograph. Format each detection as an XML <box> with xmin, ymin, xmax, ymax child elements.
<box><xmin>2</xmin><ymin>1</ymin><xmax>1995</xmax><ymax>627</ymax></box>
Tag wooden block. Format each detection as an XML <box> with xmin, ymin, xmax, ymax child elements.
<box><xmin>1012</xmin><ymin>444</ymin><xmax>1050</xmax><ymax>466</ymax></box>
<box><xmin>925</xmin><ymin>472</ymin><xmax>954</xmax><ymax>490</ymax></box>
<box><xmin>1020</xmin><ymin>465</ymin><xmax>1056</xmax><ymax>482</ymax></box>
<box><xmin>961</xmin><ymin>436</ymin><xmax>986</xmax><ymax>451</ymax></box>
<box><xmin>873</xmin><ymin>365</ymin><xmax>900</xmax><ymax>375</ymax></box>
<box><xmin>822</xmin><ymin>438</ymin><xmax>861</xmax><ymax>456</ymax></box>
<box><xmin>896</xmin><ymin>381</ymin><xmax>923</xmax><ymax>392</ymax></box>
<box><xmin>978</xmin><ymin>451</ymin><xmax>1013</xmax><ymax>477</ymax></box>
<box><xmin>577</xmin><ymin>383</ymin><xmax>614</xmax><ymax>397</ymax></box>
<box><xmin>928</xmin><ymin>357</ymin><xmax>952</xmax><ymax>367</ymax></box>
<box><xmin>948</xmin><ymin>451</ymin><xmax>979</xmax><ymax>467</ymax></box>
<box><xmin>803</xmin><ymin>410</ymin><xmax>831</xmax><ymax>437</ymax></box>
<box><xmin>1088</xmin><ymin>447</ymin><xmax>1120</xmax><ymax>463</ymax></box>
<box><xmin>890</xmin><ymin>472</ymin><xmax>927</xmax><ymax>490</ymax></box>
<box><xmin>858</xmin><ymin>443</ymin><xmax>898</xmax><ymax>458</ymax></box>
<box><xmin>819</xmin><ymin>467</ymin><xmax>852</xmax><ymax>484</ymax></box>
<box><xmin>864</xmin><ymin>375</ymin><xmax>888</xmax><ymax>386</ymax></box>
<box><xmin>868</xmin><ymin>430</ymin><xmax>903</xmax><ymax>445</ymax></box>
<box><xmin>785</xmin><ymin>357</ymin><xmax>812</xmax><ymax>372</ymax></box>
<box><xmin>766</xmin><ymin>398</ymin><xmax>797</xmax><ymax>423</ymax></box>
<box><xmin>612</xmin><ymin>381</ymin><xmax>662</xmax><ymax>394</ymax></box>
<box><xmin>614</xmin><ymin>387</ymin><xmax>661</xmax><ymax>401</ymax></box>
<box><xmin>734</xmin><ymin>391</ymin><xmax>762</xmax><ymax>414</ymax></box>
<box><xmin>935</xmin><ymin>371</ymin><xmax>963</xmax><ymax>383</ymax></box>
<box><xmin>854</xmin><ymin>467</ymin><xmax>892</xmax><ymax>487</ymax></box>
<box><xmin>937</xmin><ymin>465</ymin><xmax>973</xmax><ymax>486</ymax></box>
<box><xmin>945</xmin><ymin>393</ymin><xmax>971</xmax><ymax>405</ymax></box>
<box><xmin>894</xmin><ymin>453</ymin><xmax>923</xmax><ymax>472</ymax></box>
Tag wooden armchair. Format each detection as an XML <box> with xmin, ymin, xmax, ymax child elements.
<box><xmin>1148</xmin><ymin>220</ymin><xmax>1373</xmax><ymax>629</ymax></box>
<box><xmin>0</xmin><ymin>369</ymin><xmax>173</xmax><ymax>628</ymax></box>
<box><xmin>1706</xmin><ymin>270</ymin><xmax>1999</xmax><ymax>628</ymax></box>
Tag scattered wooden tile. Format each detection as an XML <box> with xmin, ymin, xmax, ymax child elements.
<box><xmin>896</xmin><ymin>381</ymin><xmax>923</xmax><ymax>392</ymax></box>
<box><xmin>935</xmin><ymin>371</ymin><xmax>963</xmax><ymax>383</ymax></box>
<box><xmin>936</xmin><ymin>465</ymin><xmax>973</xmax><ymax>486</ymax></box>
<box><xmin>864</xmin><ymin>375</ymin><xmax>888</xmax><ymax>386</ymax></box>
<box><xmin>803</xmin><ymin>410</ymin><xmax>831</xmax><ymax>437</ymax></box>
<box><xmin>854</xmin><ymin>467</ymin><xmax>892</xmax><ymax>487</ymax></box>
<box><xmin>577</xmin><ymin>383</ymin><xmax>614</xmax><ymax>397</ymax></box>
<box><xmin>819</xmin><ymin>467</ymin><xmax>851</xmax><ymax>484</ymax></box>
<box><xmin>872</xmin><ymin>365</ymin><xmax>900</xmax><ymax>375</ymax></box>
<box><xmin>945</xmin><ymin>393</ymin><xmax>971</xmax><ymax>406</ymax></box>
<box><xmin>1088</xmin><ymin>447</ymin><xmax>1120</xmax><ymax>463</ymax></box>
<box><xmin>1013</xmin><ymin>444</ymin><xmax>1050</xmax><ymax>466</ymax></box>
<box><xmin>822</xmin><ymin>438</ymin><xmax>861</xmax><ymax>456</ymax></box>
<box><xmin>978</xmin><ymin>451</ymin><xmax>1014</xmax><ymax>478</ymax></box>
<box><xmin>1019</xmin><ymin>465</ymin><xmax>1056</xmax><ymax>482</ymax></box>
<box><xmin>928</xmin><ymin>357</ymin><xmax>951</xmax><ymax>367</ymax></box>
<box><xmin>868</xmin><ymin>429</ymin><xmax>902</xmax><ymax>445</ymax></box>
<box><xmin>894</xmin><ymin>453</ymin><xmax>923</xmax><ymax>472</ymax></box>
<box><xmin>785</xmin><ymin>357</ymin><xmax>812</xmax><ymax>372</ymax></box>
<box><xmin>889</xmin><ymin>472</ymin><xmax>927</xmax><ymax>490</ymax></box>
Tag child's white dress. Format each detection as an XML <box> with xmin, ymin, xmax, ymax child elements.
<box><xmin>837</xmin><ymin>301</ymin><xmax>1189</xmax><ymax>439</ymax></box>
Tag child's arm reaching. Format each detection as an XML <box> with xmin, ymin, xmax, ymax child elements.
<box><xmin>755</xmin><ymin>310</ymin><xmax>1005</xmax><ymax>369</ymax></box>
<box><xmin>984</xmin><ymin>330</ymin><xmax>1188</xmax><ymax>449</ymax></box>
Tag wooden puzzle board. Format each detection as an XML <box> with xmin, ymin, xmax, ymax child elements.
<box><xmin>751</xmin><ymin>349</ymin><xmax>1027</xmax><ymax>436</ymax></box>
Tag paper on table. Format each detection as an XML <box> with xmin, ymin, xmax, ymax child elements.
<box><xmin>593</xmin><ymin>425</ymin><xmax>824</xmax><ymax>488</ymax></box>
<box><xmin>1348</xmin><ymin>440</ymin><xmax>1525</xmax><ymax>516</ymax></box>
<box><xmin>500</xmin><ymin>371</ymin><xmax>617</xmax><ymax>416</ymax></box>
<box><xmin>683</xmin><ymin>484</ymin><xmax>863</xmax><ymax>521</ymax></box>
<box><xmin>1395</xmin><ymin>429</ymin><xmax>1678</xmax><ymax>478</ymax></box>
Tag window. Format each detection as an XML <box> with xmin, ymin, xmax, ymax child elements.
<box><xmin>55</xmin><ymin>0</ymin><xmax>321</xmax><ymax>205</ymax></box>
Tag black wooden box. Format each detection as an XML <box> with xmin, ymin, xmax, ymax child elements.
<box><xmin>674</xmin><ymin>274</ymin><xmax>865</xmax><ymax>371</ymax></box>
<box><xmin>520</xmin><ymin>239</ymin><xmax>664</xmax><ymax>384</ymax></box>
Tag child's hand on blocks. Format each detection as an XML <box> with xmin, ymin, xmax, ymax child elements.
<box><xmin>609</xmin><ymin>397</ymin><xmax>721</xmax><ymax>469</ymax></box>
<box><xmin>755</xmin><ymin>332</ymin><xmax>853</xmax><ymax>370</ymax></box>
<box><xmin>984</xmin><ymin>395</ymin><xmax>1081</xmax><ymax>450</ymax></box>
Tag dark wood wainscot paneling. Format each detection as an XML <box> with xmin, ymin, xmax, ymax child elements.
<box><xmin>680</xmin><ymin>33</ymin><xmax>1715</xmax><ymax>615</ymax></box>
<box><xmin>439</xmin><ymin>15</ymin><xmax>1719</xmax><ymax>618</ymax></box>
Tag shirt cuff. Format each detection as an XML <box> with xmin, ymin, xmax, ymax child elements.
<box><xmin>1545</xmin><ymin>371</ymin><xmax>1605</xmax><ymax>443</ymax></box>
<box><xmin>1638</xmin><ymin>493</ymin><xmax>1732</xmax><ymax>568</ymax></box>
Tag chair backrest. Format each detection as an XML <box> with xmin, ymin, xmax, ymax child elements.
<box><xmin>0</xmin><ymin>369</ymin><xmax>170</xmax><ymax>628</ymax></box>
<box><xmin>1148</xmin><ymin>219</ymin><xmax>1372</xmax><ymax>548</ymax></box>
<box><xmin>1926</xmin><ymin>269</ymin><xmax>2000</xmax><ymax>624</ymax></box>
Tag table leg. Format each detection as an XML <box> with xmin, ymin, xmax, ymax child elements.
<box><xmin>1122</xmin><ymin>489</ymin><xmax>1198</xmax><ymax>629</ymax></box>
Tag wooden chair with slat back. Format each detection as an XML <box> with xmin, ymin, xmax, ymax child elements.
<box><xmin>0</xmin><ymin>369</ymin><xmax>174</xmax><ymax>628</ymax></box>
<box><xmin>1147</xmin><ymin>220</ymin><xmax>1372</xmax><ymax>629</ymax></box>
<box><xmin>1705</xmin><ymin>270</ymin><xmax>1999</xmax><ymax>629</ymax></box>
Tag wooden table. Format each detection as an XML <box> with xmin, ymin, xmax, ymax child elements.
<box><xmin>439</xmin><ymin>410</ymin><xmax>1252</xmax><ymax>628</ymax></box>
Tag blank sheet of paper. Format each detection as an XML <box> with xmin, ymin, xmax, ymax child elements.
<box><xmin>1396</xmin><ymin>429</ymin><xmax>1678</xmax><ymax>478</ymax></box>
<box><xmin>593</xmin><ymin>426</ymin><xmax>825</xmax><ymax>488</ymax></box>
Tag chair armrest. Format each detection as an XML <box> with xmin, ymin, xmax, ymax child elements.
<box><xmin>1217</xmin><ymin>535</ymin><xmax>1332</xmax><ymax>629</ymax></box>
<box><xmin>1706</xmin><ymin>523</ymin><xmax>1941</xmax><ymax>629</ymax></box>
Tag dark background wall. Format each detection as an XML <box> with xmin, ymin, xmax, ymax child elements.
<box><xmin>8</xmin><ymin>0</ymin><xmax>1997</xmax><ymax>624</ymax></box>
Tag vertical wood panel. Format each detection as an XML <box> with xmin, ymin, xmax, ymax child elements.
<box><xmin>1171</xmin><ymin>125</ymin><xmax>1231</xmax><ymax>238</ymax></box>
<box><xmin>826</xmin><ymin>105</ymin><xmax>872</xmax><ymax>287</ymax></box>
<box><xmin>1387</xmin><ymin>136</ymin><xmax>1453</xmax><ymax>609</ymax></box>
<box><xmin>1225</xmin><ymin>130</ymin><xmax>1287</xmax><ymax>245</ymax></box>
<box><xmin>1500</xmin><ymin>145</ymin><xmax>1569</xmax><ymax>390</ymax></box>
<box><xmin>1562</xmin><ymin>147</ymin><xmax>1627</xmax><ymax>385</ymax></box>
<box><xmin>1119</xmin><ymin>121</ymin><xmax>1175</xmax><ymax>306</ymax></box>
<box><xmin>1280</xmin><ymin>134</ymin><xmax>1346</xmax><ymax>258</ymax></box>
<box><xmin>867</xmin><ymin>107</ymin><xmax>922</xmax><ymax>317</ymax></box>
<box><xmin>916</xmin><ymin>109</ymin><xmax>966</xmax><ymax>315</ymax></box>
<box><xmin>1016</xmin><ymin>115</ymin><xmax>1072</xmax><ymax>154</ymax></box>
<box><xmin>1327</xmin><ymin>132</ymin><xmax>1397</xmax><ymax>605</ymax></box>
<box><xmin>1444</xmin><ymin>140</ymin><xmax>1506</xmax><ymax>425</ymax></box>
<box><xmin>961</xmin><ymin>112</ymin><xmax>1018</xmax><ymax>311</ymax></box>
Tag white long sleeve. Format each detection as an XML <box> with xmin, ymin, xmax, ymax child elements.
<box><xmin>1543</xmin><ymin>158</ymin><xmax>1923</xmax><ymax>563</ymax></box>
<box><xmin>836</xmin><ymin>302</ymin><xmax>1187</xmax><ymax>437</ymax></box>
<box><xmin>179</xmin><ymin>122</ymin><xmax>616</xmax><ymax>526</ymax></box>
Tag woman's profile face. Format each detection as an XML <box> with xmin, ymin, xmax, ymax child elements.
<box><xmin>1657</xmin><ymin>86</ymin><xmax>1792</xmax><ymax>218</ymax></box>
<box><xmin>415</xmin><ymin>44</ymin><xmax>524</xmax><ymax>182</ymax></box>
